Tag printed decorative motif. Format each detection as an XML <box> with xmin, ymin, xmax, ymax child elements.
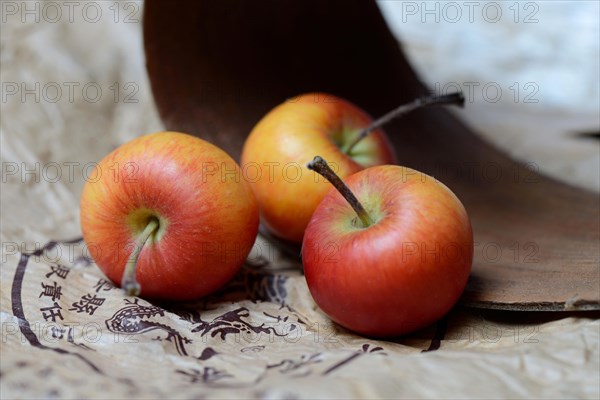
<box><xmin>106</xmin><ymin>299</ymin><xmax>192</xmax><ymax>356</ymax></box>
<box><xmin>189</xmin><ymin>307</ymin><xmax>291</xmax><ymax>339</ymax></box>
<box><xmin>199</xmin><ymin>263</ymin><xmax>293</xmax><ymax>306</ymax></box>
<box><xmin>3</xmin><ymin>237</ymin><xmax>449</xmax><ymax>397</ymax></box>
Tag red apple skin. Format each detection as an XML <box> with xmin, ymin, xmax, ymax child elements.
<box><xmin>80</xmin><ymin>131</ymin><xmax>259</xmax><ymax>301</ymax></box>
<box><xmin>302</xmin><ymin>165</ymin><xmax>473</xmax><ymax>337</ymax></box>
<box><xmin>241</xmin><ymin>93</ymin><xmax>396</xmax><ymax>243</ymax></box>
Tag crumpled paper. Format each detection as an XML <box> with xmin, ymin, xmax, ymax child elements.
<box><xmin>2</xmin><ymin>234</ymin><xmax>599</xmax><ymax>399</ymax></box>
<box><xmin>1</xmin><ymin>2</ymin><xmax>598</xmax><ymax>398</ymax></box>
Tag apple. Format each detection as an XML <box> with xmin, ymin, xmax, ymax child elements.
<box><xmin>241</xmin><ymin>92</ymin><xmax>463</xmax><ymax>243</ymax></box>
<box><xmin>241</xmin><ymin>93</ymin><xmax>396</xmax><ymax>243</ymax></box>
<box><xmin>302</xmin><ymin>156</ymin><xmax>473</xmax><ymax>337</ymax></box>
<box><xmin>80</xmin><ymin>131</ymin><xmax>259</xmax><ymax>301</ymax></box>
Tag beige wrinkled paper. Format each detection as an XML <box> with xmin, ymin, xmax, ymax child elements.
<box><xmin>2</xmin><ymin>235</ymin><xmax>598</xmax><ymax>399</ymax></box>
<box><xmin>1</xmin><ymin>2</ymin><xmax>598</xmax><ymax>398</ymax></box>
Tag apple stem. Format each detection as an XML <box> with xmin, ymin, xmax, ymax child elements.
<box><xmin>307</xmin><ymin>156</ymin><xmax>374</xmax><ymax>228</ymax></box>
<box><xmin>343</xmin><ymin>92</ymin><xmax>465</xmax><ymax>154</ymax></box>
<box><xmin>121</xmin><ymin>217</ymin><xmax>159</xmax><ymax>296</ymax></box>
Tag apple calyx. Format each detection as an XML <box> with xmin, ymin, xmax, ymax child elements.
<box><xmin>343</xmin><ymin>92</ymin><xmax>465</xmax><ymax>154</ymax></box>
<box><xmin>121</xmin><ymin>216</ymin><xmax>160</xmax><ymax>296</ymax></box>
<box><xmin>307</xmin><ymin>156</ymin><xmax>374</xmax><ymax>228</ymax></box>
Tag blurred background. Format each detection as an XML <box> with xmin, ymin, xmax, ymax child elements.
<box><xmin>379</xmin><ymin>0</ymin><xmax>599</xmax><ymax>192</ymax></box>
<box><xmin>1</xmin><ymin>0</ymin><xmax>599</xmax><ymax>244</ymax></box>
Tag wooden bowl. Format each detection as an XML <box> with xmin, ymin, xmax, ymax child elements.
<box><xmin>143</xmin><ymin>0</ymin><xmax>599</xmax><ymax>311</ymax></box>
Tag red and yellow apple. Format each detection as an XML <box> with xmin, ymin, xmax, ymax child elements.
<box><xmin>80</xmin><ymin>131</ymin><xmax>259</xmax><ymax>301</ymax></box>
<box><xmin>302</xmin><ymin>157</ymin><xmax>473</xmax><ymax>337</ymax></box>
<box><xmin>241</xmin><ymin>93</ymin><xmax>397</xmax><ymax>243</ymax></box>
